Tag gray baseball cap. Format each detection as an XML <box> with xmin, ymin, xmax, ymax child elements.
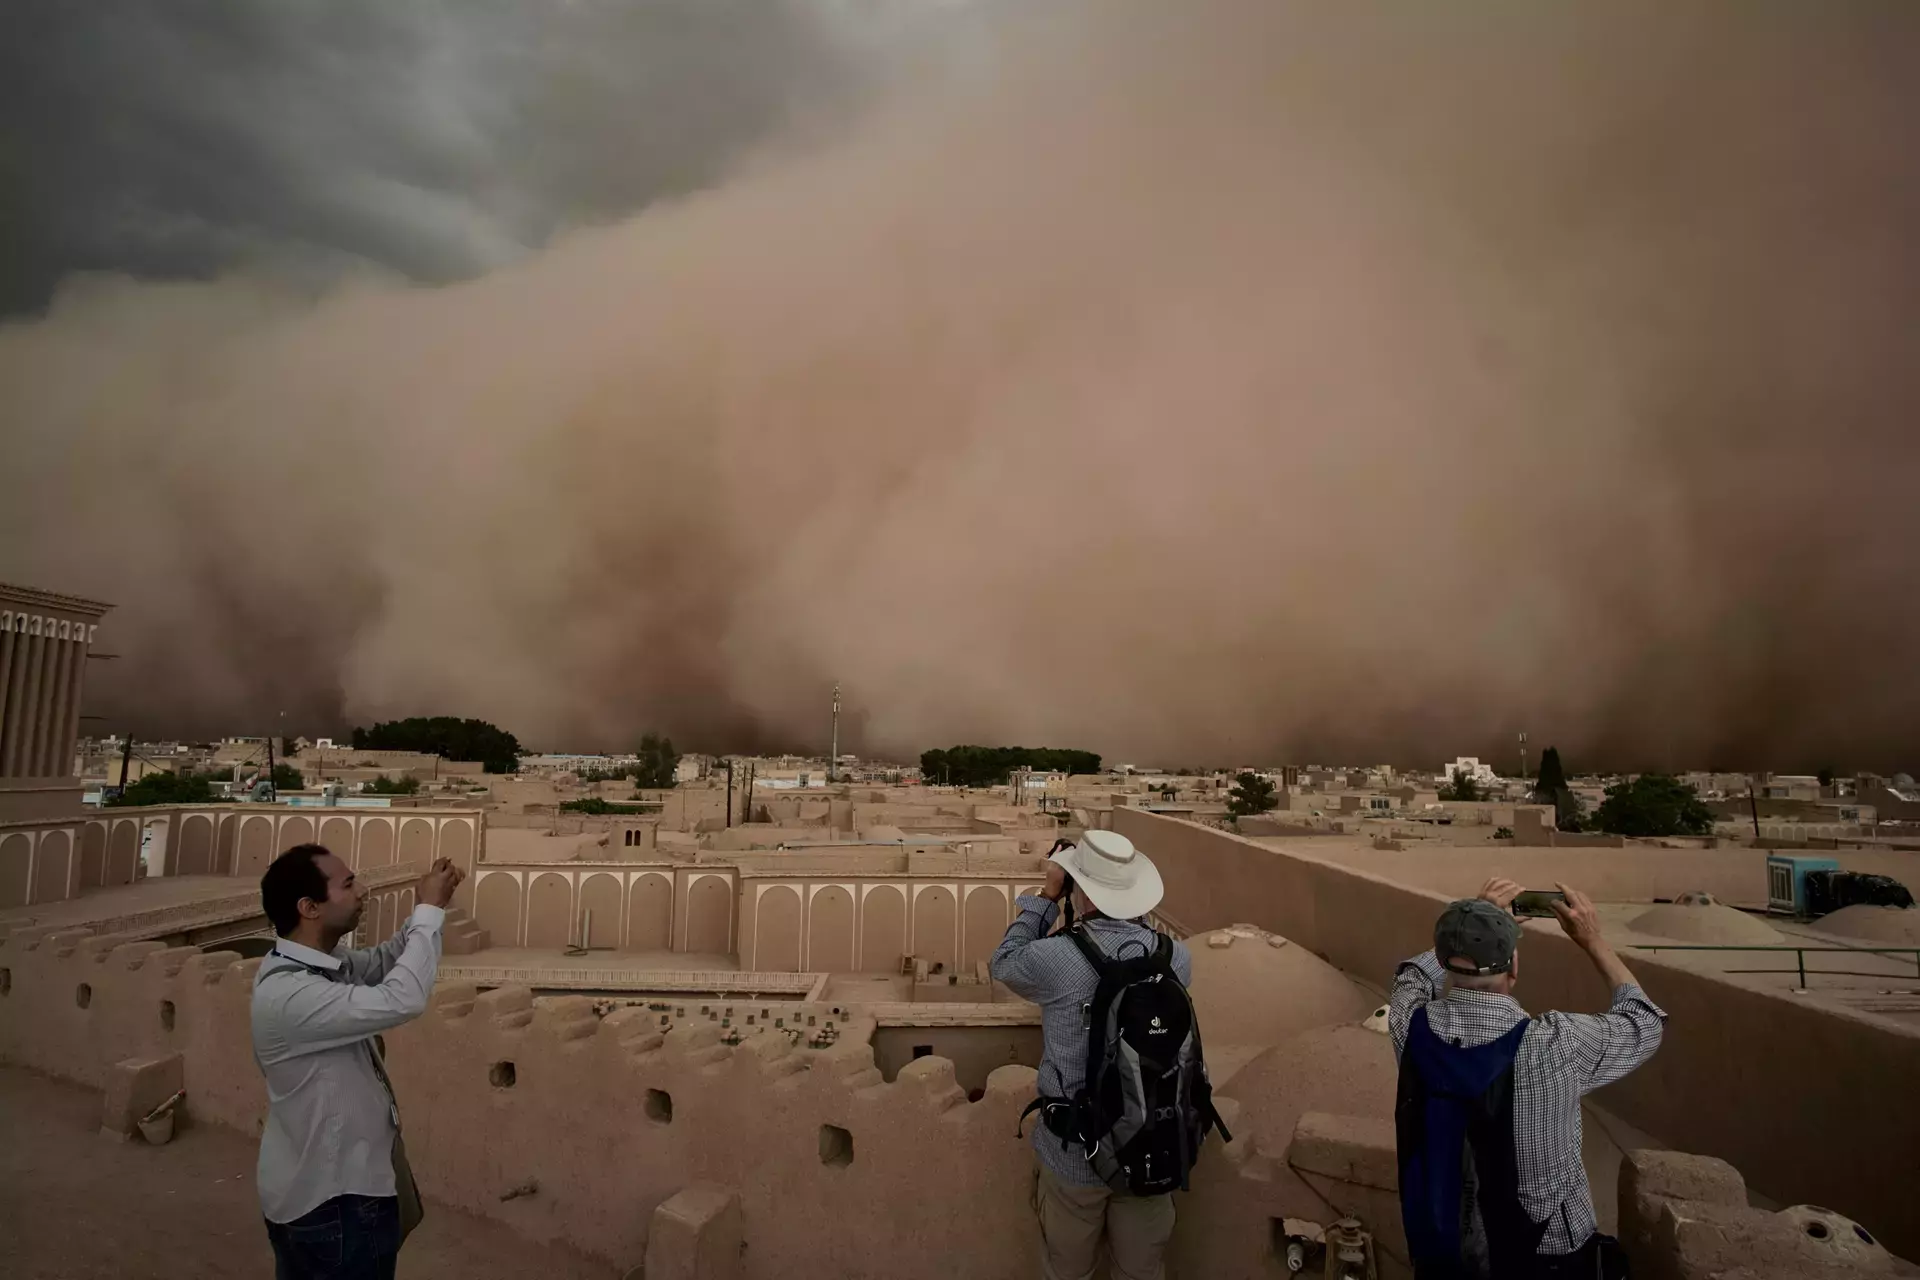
<box><xmin>1434</xmin><ymin>899</ymin><xmax>1522</xmax><ymax>975</ymax></box>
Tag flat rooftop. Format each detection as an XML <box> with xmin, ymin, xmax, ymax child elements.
<box><xmin>0</xmin><ymin>874</ymin><xmax>248</xmax><ymax>933</ymax></box>
<box><xmin>1</xmin><ymin>865</ymin><xmax>422</xmax><ymax>942</ymax></box>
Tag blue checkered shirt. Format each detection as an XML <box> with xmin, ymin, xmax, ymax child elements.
<box><xmin>990</xmin><ymin>894</ymin><xmax>1193</xmax><ymax>1186</ymax></box>
<box><xmin>1390</xmin><ymin>950</ymin><xmax>1666</xmax><ymax>1255</ymax></box>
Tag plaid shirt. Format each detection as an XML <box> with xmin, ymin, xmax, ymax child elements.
<box><xmin>991</xmin><ymin>894</ymin><xmax>1193</xmax><ymax>1186</ymax></box>
<box><xmin>1390</xmin><ymin>950</ymin><xmax>1666</xmax><ymax>1255</ymax></box>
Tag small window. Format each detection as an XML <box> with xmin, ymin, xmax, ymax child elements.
<box><xmin>75</xmin><ymin>983</ymin><xmax>92</xmax><ymax>1009</ymax></box>
<box><xmin>160</xmin><ymin>1000</ymin><xmax>176</xmax><ymax>1032</ymax></box>
<box><xmin>912</xmin><ymin>1044</ymin><xmax>934</xmax><ymax>1060</ymax></box>
<box><xmin>490</xmin><ymin>1061</ymin><xmax>516</xmax><ymax>1088</ymax></box>
<box><xmin>645</xmin><ymin>1089</ymin><xmax>673</xmax><ymax>1124</ymax></box>
<box><xmin>819</xmin><ymin>1124</ymin><xmax>853</xmax><ymax>1168</ymax></box>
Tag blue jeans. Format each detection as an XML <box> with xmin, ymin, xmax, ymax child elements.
<box><xmin>265</xmin><ymin>1194</ymin><xmax>400</xmax><ymax>1280</ymax></box>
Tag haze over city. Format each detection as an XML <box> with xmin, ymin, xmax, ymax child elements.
<box><xmin>3</xmin><ymin>0</ymin><xmax>1918</xmax><ymax>770</ymax></box>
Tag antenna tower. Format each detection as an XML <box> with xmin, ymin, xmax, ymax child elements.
<box><xmin>829</xmin><ymin>683</ymin><xmax>841</xmax><ymax>783</ymax></box>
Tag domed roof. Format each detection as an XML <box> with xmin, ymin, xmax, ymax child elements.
<box><xmin>1810</xmin><ymin>904</ymin><xmax>1920</xmax><ymax>944</ymax></box>
<box><xmin>1186</xmin><ymin>924</ymin><xmax>1377</xmax><ymax>1049</ymax></box>
<box><xmin>1627</xmin><ymin>902</ymin><xmax>1785</xmax><ymax>945</ymax></box>
<box><xmin>1216</xmin><ymin>1024</ymin><xmax>1399</xmax><ymax>1157</ymax></box>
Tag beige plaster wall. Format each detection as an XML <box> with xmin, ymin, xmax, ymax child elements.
<box><xmin>0</xmin><ymin>930</ymin><xmax>1045</xmax><ymax>1277</ymax></box>
<box><xmin>0</xmin><ymin>803</ymin><xmax>482</xmax><ymax>915</ymax></box>
<box><xmin>469</xmin><ymin>863</ymin><xmax>738</xmax><ymax>956</ymax></box>
<box><xmin>736</xmin><ymin>875</ymin><xmax>1041</xmax><ymax>974</ymax></box>
<box><xmin>1112</xmin><ymin>807</ymin><xmax>1920</xmax><ymax>1260</ymax></box>
<box><xmin>0</xmin><ymin>781</ymin><xmax>90</xmax><ymax>821</ymax></box>
<box><xmin>0</xmin><ymin>920</ymin><xmax>1413</xmax><ymax>1278</ymax></box>
<box><xmin>1275</xmin><ymin>835</ymin><xmax>1919</xmax><ymax>908</ymax></box>
<box><xmin>871</xmin><ymin>1025</ymin><xmax>1042</xmax><ymax>1094</ymax></box>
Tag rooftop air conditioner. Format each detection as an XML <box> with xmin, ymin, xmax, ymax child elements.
<box><xmin>1766</xmin><ymin>854</ymin><xmax>1839</xmax><ymax>916</ymax></box>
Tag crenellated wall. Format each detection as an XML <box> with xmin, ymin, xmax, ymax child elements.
<box><xmin>0</xmin><ymin>921</ymin><xmax>1051</xmax><ymax>1275</ymax></box>
<box><xmin>0</xmin><ymin>911</ymin><xmax>1407</xmax><ymax>1277</ymax></box>
<box><xmin>2</xmin><ymin>898</ymin><xmax>1906</xmax><ymax>1277</ymax></box>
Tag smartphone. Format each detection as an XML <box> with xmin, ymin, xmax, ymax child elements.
<box><xmin>1512</xmin><ymin>890</ymin><xmax>1565</xmax><ymax>918</ymax></box>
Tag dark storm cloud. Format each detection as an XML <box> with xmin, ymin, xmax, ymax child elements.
<box><xmin>0</xmin><ymin>0</ymin><xmax>891</xmax><ymax>313</ymax></box>
<box><xmin>3</xmin><ymin>1</ymin><xmax>1918</xmax><ymax>774</ymax></box>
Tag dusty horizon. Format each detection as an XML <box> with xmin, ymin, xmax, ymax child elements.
<box><xmin>4</xmin><ymin>2</ymin><xmax>1918</xmax><ymax>774</ymax></box>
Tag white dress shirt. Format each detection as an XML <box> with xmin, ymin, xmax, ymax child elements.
<box><xmin>251</xmin><ymin>904</ymin><xmax>445</xmax><ymax>1223</ymax></box>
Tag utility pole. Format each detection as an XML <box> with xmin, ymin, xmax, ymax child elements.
<box><xmin>725</xmin><ymin>759</ymin><xmax>734</xmax><ymax>828</ymax></box>
<box><xmin>828</xmin><ymin>682</ymin><xmax>840</xmax><ymax>783</ymax></box>
<box><xmin>118</xmin><ymin>732</ymin><xmax>133</xmax><ymax>796</ymax></box>
<box><xmin>265</xmin><ymin>732</ymin><xmax>278</xmax><ymax>801</ymax></box>
<box><xmin>1518</xmin><ymin>731</ymin><xmax>1528</xmax><ymax>784</ymax></box>
<box><xmin>1747</xmin><ymin>777</ymin><xmax>1762</xmax><ymax>843</ymax></box>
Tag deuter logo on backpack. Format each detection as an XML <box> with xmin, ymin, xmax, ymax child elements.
<box><xmin>1018</xmin><ymin>928</ymin><xmax>1232</xmax><ymax>1196</ymax></box>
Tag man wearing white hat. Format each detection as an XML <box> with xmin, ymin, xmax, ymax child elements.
<box><xmin>991</xmin><ymin>830</ymin><xmax>1195</xmax><ymax>1280</ymax></box>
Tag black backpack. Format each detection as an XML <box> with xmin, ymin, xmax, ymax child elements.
<box><xmin>1019</xmin><ymin>927</ymin><xmax>1231</xmax><ymax>1195</ymax></box>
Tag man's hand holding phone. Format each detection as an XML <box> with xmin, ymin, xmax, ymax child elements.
<box><xmin>420</xmin><ymin>858</ymin><xmax>465</xmax><ymax>909</ymax></box>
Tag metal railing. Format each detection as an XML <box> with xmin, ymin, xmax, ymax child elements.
<box><xmin>1629</xmin><ymin>943</ymin><xmax>1920</xmax><ymax>987</ymax></box>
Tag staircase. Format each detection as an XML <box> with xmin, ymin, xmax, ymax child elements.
<box><xmin>442</xmin><ymin>906</ymin><xmax>491</xmax><ymax>955</ymax></box>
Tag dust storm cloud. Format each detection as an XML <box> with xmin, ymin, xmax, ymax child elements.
<box><xmin>2</xmin><ymin>1</ymin><xmax>1917</xmax><ymax>771</ymax></box>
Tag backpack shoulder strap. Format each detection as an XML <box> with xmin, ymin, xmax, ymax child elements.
<box><xmin>1065</xmin><ymin>925</ymin><xmax>1112</xmax><ymax>979</ymax></box>
<box><xmin>1151</xmin><ymin>931</ymin><xmax>1173</xmax><ymax>971</ymax></box>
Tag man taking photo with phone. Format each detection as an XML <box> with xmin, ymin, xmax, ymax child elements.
<box><xmin>252</xmin><ymin>844</ymin><xmax>466</xmax><ymax>1279</ymax></box>
<box><xmin>1390</xmin><ymin>879</ymin><xmax>1666</xmax><ymax>1278</ymax></box>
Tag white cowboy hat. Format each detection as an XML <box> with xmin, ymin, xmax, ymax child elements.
<box><xmin>1050</xmin><ymin>830</ymin><xmax>1164</xmax><ymax>920</ymax></box>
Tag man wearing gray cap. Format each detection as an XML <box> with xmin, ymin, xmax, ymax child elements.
<box><xmin>1391</xmin><ymin>879</ymin><xmax>1665</xmax><ymax>1279</ymax></box>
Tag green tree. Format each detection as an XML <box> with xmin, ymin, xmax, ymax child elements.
<box><xmin>1592</xmin><ymin>773</ymin><xmax>1715</xmax><ymax>838</ymax></box>
<box><xmin>351</xmin><ymin>717</ymin><xmax>522</xmax><ymax>773</ymax></box>
<box><xmin>631</xmin><ymin>734</ymin><xmax>681</xmax><ymax>789</ymax></box>
<box><xmin>363</xmin><ymin>774</ymin><xmax>420</xmax><ymax>795</ymax></box>
<box><xmin>106</xmin><ymin>770</ymin><xmax>215</xmax><ymax>807</ymax></box>
<box><xmin>559</xmin><ymin>797</ymin><xmax>654</xmax><ymax>815</ymax></box>
<box><xmin>1439</xmin><ymin>768</ymin><xmax>1482</xmax><ymax>802</ymax></box>
<box><xmin>1534</xmin><ymin>747</ymin><xmax>1567</xmax><ymax>795</ymax></box>
<box><xmin>1226</xmin><ymin>771</ymin><xmax>1279</xmax><ymax>817</ymax></box>
<box><xmin>919</xmin><ymin>745</ymin><xmax>1102</xmax><ymax>788</ymax></box>
<box><xmin>1530</xmin><ymin>746</ymin><xmax>1584</xmax><ymax>831</ymax></box>
<box><xmin>271</xmin><ymin>763</ymin><xmax>303</xmax><ymax>791</ymax></box>
<box><xmin>1816</xmin><ymin>767</ymin><xmax>1836</xmax><ymax>788</ymax></box>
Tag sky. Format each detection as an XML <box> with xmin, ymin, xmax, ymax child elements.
<box><xmin>2</xmin><ymin>1</ymin><xmax>1918</xmax><ymax>772</ymax></box>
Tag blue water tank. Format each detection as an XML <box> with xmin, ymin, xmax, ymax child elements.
<box><xmin>1766</xmin><ymin>854</ymin><xmax>1839</xmax><ymax>915</ymax></box>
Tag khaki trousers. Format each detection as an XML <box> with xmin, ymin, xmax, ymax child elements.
<box><xmin>1033</xmin><ymin>1165</ymin><xmax>1176</xmax><ymax>1280</ymax></box>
